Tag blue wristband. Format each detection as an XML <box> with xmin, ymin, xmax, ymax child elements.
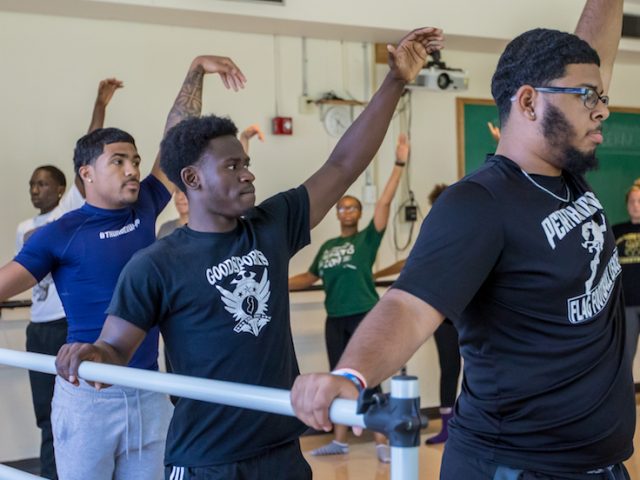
<box><xmin>331</xmin><ymin>371</ymin><xmax>364</xmax><ymax>393</ymax></box>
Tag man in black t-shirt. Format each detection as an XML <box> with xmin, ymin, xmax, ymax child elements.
<box><xmin>291</xmin><ymin>1</ymin><xmax>634</xmax><ymax>479</ymax></box>
<box><xmin>54</xmin><ymin>29</ymin><xmax>444</xmax><ymax>480</ymax></box>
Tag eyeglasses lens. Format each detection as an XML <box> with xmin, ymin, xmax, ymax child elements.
<box><xmin>583</xmin><ymin>89</ymin><xmax>609</xmax><ymax>109</ymax></box>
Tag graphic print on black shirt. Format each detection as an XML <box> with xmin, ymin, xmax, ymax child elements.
<box><xmin>540</xmin><ymin>193</ymin><xmax>622</xmax><ymax>323</ymax></box>
<box><xmin>206</xmin><ymin>249</ymin><xmax>272</xmax><ymax>336</ymax></box>
<box><xmin>107</xmin><ymin>186</ymin><xmax>311</xmax><ymax>468</ymax></box>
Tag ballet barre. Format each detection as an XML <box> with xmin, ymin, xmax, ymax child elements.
<box><xmin>0</xmin><ymin>348</ymin><xmax>425</xmax><ymax>480</ymax></box>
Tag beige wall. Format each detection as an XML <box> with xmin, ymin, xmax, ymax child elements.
<box><xmin>1</xmin><ymin>1</ymin><xmax>640</xmax><ymax>463</ymax></box>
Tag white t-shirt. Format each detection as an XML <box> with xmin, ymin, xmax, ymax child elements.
<box><xmin>58</xmin><ymin>183</ymin><xmax>85</xmax><ymax>213</ymax></box>
<box><xmin>15</xmin><ymin>184</ymin><xmax>85</xmax><ymax>323</ymax></box>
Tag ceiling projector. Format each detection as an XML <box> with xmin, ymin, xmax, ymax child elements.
<box><xmin>410</xmin><ymin>51</ymin><xmax>469</xmax><ymax>91</ymax></box>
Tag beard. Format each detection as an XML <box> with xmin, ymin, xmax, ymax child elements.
<box><xmin>541</xmin><ymin>103</ymin><xmax>599</xmax><ymax>176</ymax></box>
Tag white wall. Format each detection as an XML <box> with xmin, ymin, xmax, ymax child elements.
<box><xmin>1</xmin><ymin>1</ymin><xmax>640</xmax><ymax>463</ymax></box>
<box><xmin>8</xmin><ymin>0</ymin><xmax>640</xmax><ymax>48</ymax></box>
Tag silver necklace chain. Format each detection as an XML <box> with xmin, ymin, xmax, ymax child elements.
<box><xmin>520</xmin><ymin>168</ymin><xmax>571</xmax><ymax>203</ymax></box>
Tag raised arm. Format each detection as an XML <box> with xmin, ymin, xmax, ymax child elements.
<box><xmin>574</xmin><ymin>0</ymin><xmax>623</xmax><ymax>93</ymax></box>
<box><xmin>373</xmin><ymin>133</ymin><xmax>409</xmax><ymax>231</ymax></box>
<box><xmin>303</xmin><ymin>27</ymin><xmax>443</xmax><ymax>229</ymax></box>
<box><xmin>239</xmin><ymin>124</ymin><xmax>265</xmax><ymax>154</ymax></box>
<box><xmin>150</xmin><ymin>55</ymin><xmax>247</xmax><ymax>192</ymax></box>
<box><xmin>55</xmin><ymin>315</ymin><xmax>146</xmax><ymax>387</ymax></box>
<box><xmin>291</xmin><ymin>288</ymin><xmax>444</xmax><ymax>431</ymax></box>
<box><xmin>87</xmin><ymin>78</ymin><xmax>123</xmax><ymax>134</ymax></box>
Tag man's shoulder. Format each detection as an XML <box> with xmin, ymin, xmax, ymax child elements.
<box><xmin>454</xmin><ymin>156</ymin><xmax>528</xmax><ymax>205</ymax></box>
<box><xmin>139</xmin><ymin>174</ymin><xmax>170</xmax><ymax>199</ymax></box>
<box><xmin>463</xmin><ymin>155</ymin><xmax>511</xmax><ymax>183</ymax></box>
<box><xmin>124</xmin><ymin>238</ymin><xmax>168</xmax><ymax>273</ymax></box>
<box><xmin>52</xmin><ymin>207</ymin><xmax>91</xmax><ymax>229</ymax></box>
<box><xmin>131</xmin><ymin>174</ymin><xmax>171</xmax><ymax>213</ymax></box>
<box><xmin>251</xmin><ymin>185</ymin><xmax>308</xmax><ymax>217</ymax></box>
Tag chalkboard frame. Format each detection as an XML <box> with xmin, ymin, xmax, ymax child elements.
<box><xmin>456</xmin><ymin>97</ymin><xmax>496</xmax><ymax>179</ymax></box>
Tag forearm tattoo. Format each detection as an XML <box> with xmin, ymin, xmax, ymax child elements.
<box><xmin>165</xmin><ymin>65</ymin><xmax>204</xmax><ymax>134</ymax></box>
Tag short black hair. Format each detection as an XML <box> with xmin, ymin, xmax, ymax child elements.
<box><xmin>73</xmin><ymin>128</ymin><xmax>136</xmax><ymax>174</ymax></box>
<box><xmin>337</xmin><ymin>195</ymin><xmax>362</xmax><ymax>211</ymax></box>
<box><xmin>34</xmin><ymin>165</ymin><xmax>66</xmax><ymax>188</ymax></box>
<box><xmin>160</xmin><ymin>115</ymin><xmax>239</xmax><ymax>192</ymax></box>
<box><xmin>491</xmin><ymin>28</ymin><xmax>600</xmax><ymax>124</ymax></box>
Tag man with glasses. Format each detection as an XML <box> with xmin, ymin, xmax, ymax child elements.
<box><xmin>291</xmin><ymin>1</ymin><xmax>633</xmax><ymax>479</ymax></box>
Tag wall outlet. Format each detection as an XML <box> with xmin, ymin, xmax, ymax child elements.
<box><xmin>298</xmin><ymin>95</ymin><xmax>316</xmax><ymax>114</ymax></box>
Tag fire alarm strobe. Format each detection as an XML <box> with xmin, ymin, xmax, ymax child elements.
<box><xmin>272</xmin><ymin>116</ymin><xmax>293</xmax><ymax>135</ymax></box>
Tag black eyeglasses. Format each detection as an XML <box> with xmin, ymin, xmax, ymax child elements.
<box><xmin>534</xmin><ymin>86</ymin><xmax>609</xmax><ymax>110</ymax></box>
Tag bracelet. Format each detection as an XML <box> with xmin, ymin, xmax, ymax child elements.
<box><xmin>331</xmin><ymin>368</ymin><xmax>368</xmax><ymax>392</ymax></box>
<box><xmin>395</xmin><ymin>161</ymin><xmax>406</xmax><ymax>167</ymax></box>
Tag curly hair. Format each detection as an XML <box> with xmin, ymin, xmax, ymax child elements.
<box><xmin>428</xmin><ymin>183</ymin><xmax>448</xmax><ymax>206</ymax></box>
<box><xmin>491</xmin><ymin>28</ymin><xmax>600</xmax><ymax>124</ymax></box>
<box><xmin>73</xmin><ymin>128</ymin><xmax>136</xmax><ymax>174</ymax></box>
<box><xmin>160</xmin><ymin>115</ymin><xmax>239</xmax><ymax>192</ymax></box>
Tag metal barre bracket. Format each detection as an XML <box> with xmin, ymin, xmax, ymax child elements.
<box><xmin>356</xmin><ymin>375</ymin><xmax>427</xmax><ymax>448</ymax></box>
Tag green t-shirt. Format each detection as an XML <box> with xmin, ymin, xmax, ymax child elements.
<box><xmin>309</xmin><ymin>220</ymin><xmax>384</xmax><ymax>317</ymax></box>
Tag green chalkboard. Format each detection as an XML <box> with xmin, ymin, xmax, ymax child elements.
<box><xmin>456</xmin><ymin>98</ymin><xmax>640</xmax><ymax>224</ymax></box>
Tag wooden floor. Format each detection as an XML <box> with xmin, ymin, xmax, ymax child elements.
<box><xmin>301</xmin><ymin>405</ymin><xmax>640</xmax><ymax>480</ymax></box>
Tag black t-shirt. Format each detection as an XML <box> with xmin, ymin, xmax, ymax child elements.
<box><xmin>107</xmin><ymin>186</ymin><xmax>311</xmax><ymax>467</ymax></box>
<box><xmin>612</xmin><ymin>221</ymin><xmax>640</xmax><ymax>306</ymax></box>
<box><xmin>394</xmin><ymin>155</ymin><xmax>634</xmax><ymax>473</ymax></box>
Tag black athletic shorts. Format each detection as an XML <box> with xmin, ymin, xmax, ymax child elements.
<box><xmin>441</xmin><ymin>444</ymin><xmax>630</xmax><ymax>480</ymax></box>
<box><xmin>165</xmin><ymin>439</ymin><xmax>311</xmax><ymax>480</ymax></box>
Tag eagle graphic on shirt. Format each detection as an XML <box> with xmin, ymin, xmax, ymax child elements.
<box><xmin>216</xmin><ymin>270</ymin><xmax>272</xmax><ymax>336</ymax></box>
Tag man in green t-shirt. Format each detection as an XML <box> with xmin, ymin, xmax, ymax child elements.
<box><xmin>288</xmin><ymin>134</ymin><xmax>409</xmax><ymax>462</ymax></box>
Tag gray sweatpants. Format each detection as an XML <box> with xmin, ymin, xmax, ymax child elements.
<box><xmin>52</xmin><ymin>376</ymin><xmax>173</xmax><ymax>480</ymax></box>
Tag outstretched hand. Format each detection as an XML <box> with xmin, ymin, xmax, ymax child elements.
<box><xmin>487</xmin><ymin>121</ymin><xmax>501</xmax><ymax>142</ymax></box>
<box><xmin>388</xmin><ymin>27</ymin><xmax>444</xmax><ymax>83</ymax></box>
<box><xmin>95</xmin><ymin>78</ymin><xmax>123</xmax><ymax>107</ymax></box>
<box><xmin>239</xmin><ymin>124</ymin><xmax>265</xmax><ymax>154</ymax></box>
<box><xmin>194</xmin><ymin>55</ymin><xmax>247</xmax><ymax>91</ymax></box>
<box><xmin>396</xmin><ymin>133</ymin><xmax>410</xmax><ymax>164</ymax></box>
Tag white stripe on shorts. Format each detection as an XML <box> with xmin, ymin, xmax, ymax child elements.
<box><xmin>170</xmin><ymin>466</ymin><xmax>186</xmax><ymax>480</ymax></box>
